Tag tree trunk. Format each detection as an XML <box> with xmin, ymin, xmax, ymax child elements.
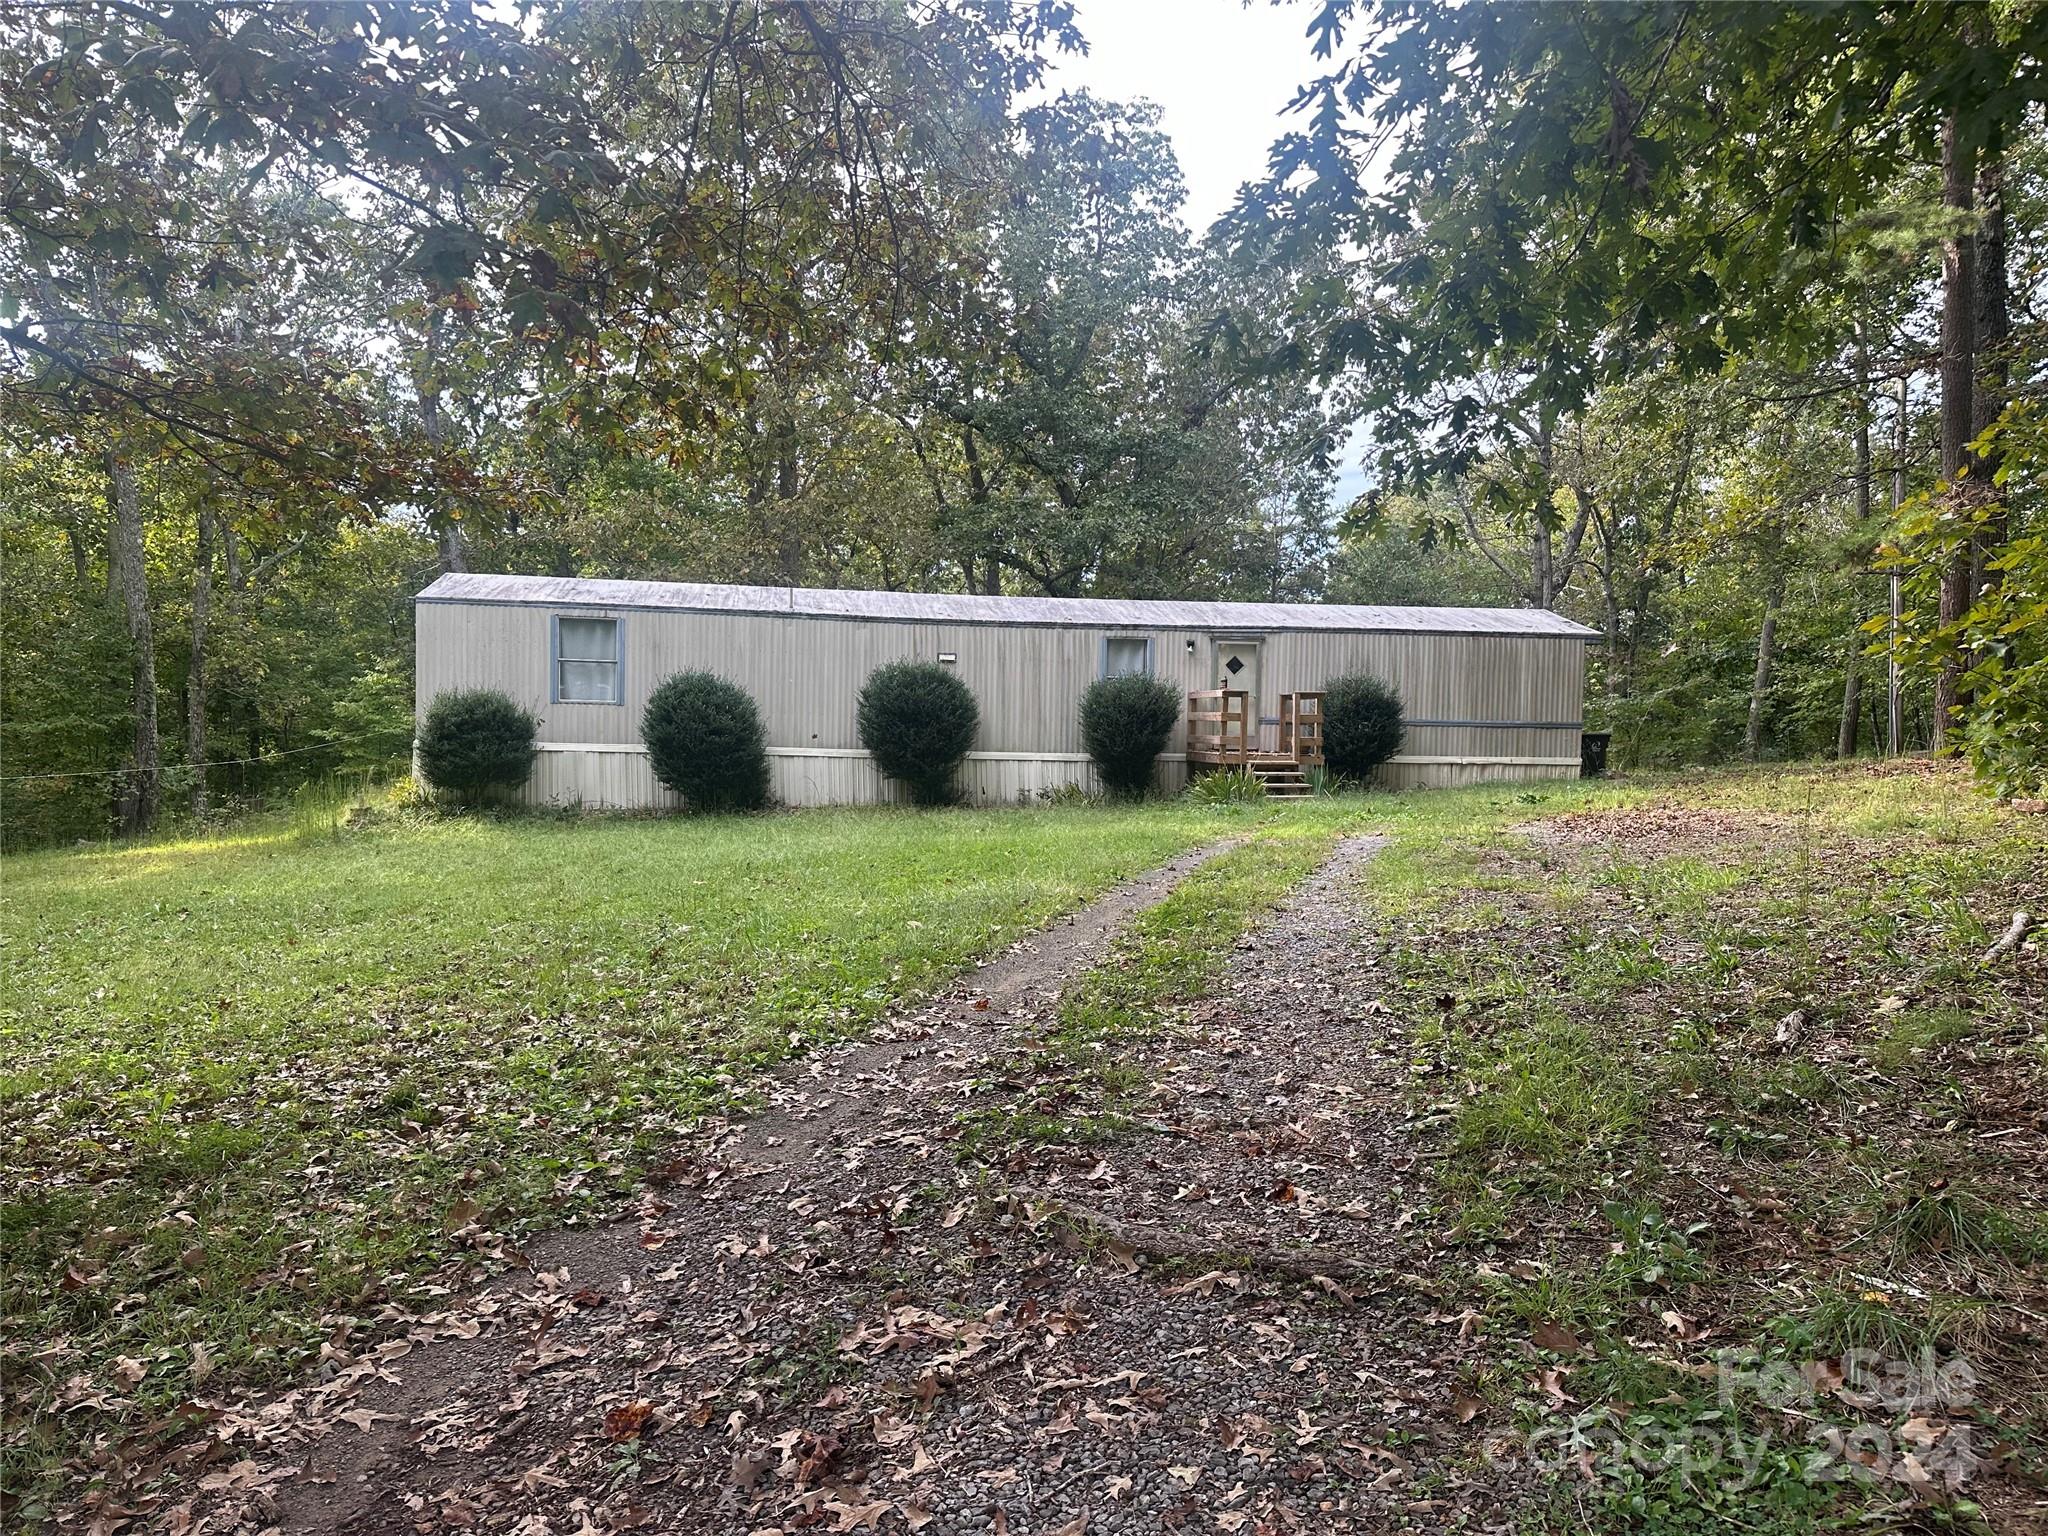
<box><xmin>65</xmin><ymin>516</ymin><xmax>92</xmax><ymax>583</ymax></box>
<box><xmin>105</xmin><ymin>445</ymin><xmax>160</xmax><ymax>835</ymax></box>
<box><xmin>1853</xmin><ymin>321</ymin><xmax>1873</xmax><ymax>528</ymax></box>
<box><xmin>1971</xmin><ymin>135</ymin><xmax>2010</xmax><ymax>594</ymax></box>
<box><xmin>416</xmin><ymin>318</ymin><xmax>471</xmax><ymax>576</ymax></box>
<box><xmin>1888</xmin><ymin>374</ymin><xmax>1907</xmax><ymax>755</ymax></box>
<box><xmin>1837</xmin><ymin>662</ymin><xmax>1861</xmax><ymax>760</ymax></box>
<box><xmin>1933</xmin><ymin>114</ymin><xmax>1976</xmax><ymax>750</ymax></box>
<box><xmin>1530</xmin><ymin>521</ymin><xmax>1556</xmax><ymax>610</ymax></box>
<box><xmin>774</xmin><ymin>443</ymin><xmax>804</xmax><ymax>585</ymax></box>
<box><xmin>188</xmin><ymin>507</ymin><xmax>214</xmax><ymax>817</ymax></box>
<box><xmin>1744</xmin><ymin>582</ymin><xmax>1782</xmax><ymax>763</ymax></box>
<box><xmin>1602</xmin><ymin>576</ymin><xmax>1623</xmax><ymax>697</ymax></box>
<box><xmin>1839</xmin><ymin>322</ymin><xmax>1867</xmax><ymax>766</ymax></box>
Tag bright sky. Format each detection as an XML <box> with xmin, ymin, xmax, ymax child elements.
<box><xmin>1044</xmin><ymin>0</ymin><xmax>1326</xmax><ymax>232</ymax></box>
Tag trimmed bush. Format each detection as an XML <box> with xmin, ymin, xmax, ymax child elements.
<box><xmin>641</xmin><ymin>671</ymin><xmax>770</xmax><ymax>813</ymax></box>
<box><xmin>1080</xmin><ymin>673</ymin><xmax>1181</xmax><ymax>797</ymax></box>
<box><xmin>857</xmin><ymin>660</ymin><xmax>980</xmax><ymax>806</ymax></box>
<box><xmin>416</xmin><ymin>689</ymin><xmax>539</xmax><ymax>803</ymax></box>
<box><xmin>1321</xmin><ymin>673</ymin><xmax>1405</xmax><ymax>782</ymax></box>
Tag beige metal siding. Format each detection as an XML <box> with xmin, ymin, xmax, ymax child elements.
<box><xmin>415</xmin><ymin>600</ymin><xmax>1585</xmax><ymax>805</ymax></box>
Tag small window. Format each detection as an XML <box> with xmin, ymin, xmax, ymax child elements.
<box><xmin>554</xmin><ymin>615</ymin><xmax>622</xmax><ymax>703</ymax></box>
<box><xmin>1104</xmin><ymin>636</ymin><xmax>1150</xmax><ymax>677</ymax></box>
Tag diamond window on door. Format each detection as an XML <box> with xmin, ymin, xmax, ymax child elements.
<box><xmin>1224</xmin><ymin>655</ymin><xmax>1245</xmax><ymax>675</ymax></box>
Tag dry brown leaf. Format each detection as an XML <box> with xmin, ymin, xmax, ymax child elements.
<box><xmin>603</xmin><ymin>1401</ymin><xmax>655</xmax><ymax>1442</ymax></box>
<box><xmin>443</xmin><ymin>1197</ymin><xmax>482</xmax><ymax>1231</ymax></box>
<box><xmin>1162</xmin><ymin>1270</ymin><xmax>1238</xmax><ymax>1298</ymax></box>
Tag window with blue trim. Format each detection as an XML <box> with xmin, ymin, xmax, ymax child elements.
<box><xmin>555</xmin><ymin>615</ymin><xmax>622</xmax><ymax>703</ymax></box>
<box><xmin>1104</xmin><ymin>636</ymin><xmax>1150</xmax><ymax>677</ymax></box>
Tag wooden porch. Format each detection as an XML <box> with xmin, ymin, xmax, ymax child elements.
<box><xmin>1185</xmin><ymin>689</ymin><xmax>1324</xmax><ymax>799</ymax></box>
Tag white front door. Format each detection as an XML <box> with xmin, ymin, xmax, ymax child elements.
<box><xmin>1213</xmin><ymin>637</ymin><xmax>1262</xmax><ymax>710</ymax></box>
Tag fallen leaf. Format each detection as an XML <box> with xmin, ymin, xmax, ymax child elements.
<box><xmin>443</xmin><ymin>1197</ymin><xmax>482</xmax><ymax>1231</ymax></box>
<box><xmin>603</xmin><ymin>1401</ymin><xmax>655</xmax><ymax>1442</ymax></box>
<box><xmin>1163</xmin><ymin>1270</ymin><xmax>1238</xmax><ymax>1298</ymax></box>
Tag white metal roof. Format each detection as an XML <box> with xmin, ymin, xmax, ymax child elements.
<box><xmin>416</xmin><ymin>572</ymin><xmax>1599</xmax><ymax>638</ymax></box>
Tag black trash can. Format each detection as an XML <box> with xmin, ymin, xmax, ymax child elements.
<box><xmin>1581</xmin><ymin>730</ymin><xmax>1612</xmax><ymax>778</ymax></box>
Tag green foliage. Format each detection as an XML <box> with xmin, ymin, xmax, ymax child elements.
<box><xmin>414</xmin><ymin>689</ymin><xmax>539</xmax><ymax>803</ymax></box>
<box><xmin>318</xmin><ymin>663</ymin><xmax>416</xmax><ymax>778</ymax></box>
<box><xmin>856</xmin><ymin>661</ymin><xmax>979</xmax><ymax>806</ymax></box>
<box><xmin>1326</xmin><ymin>516</ymin><xmax>1517</xmax><ymax>607</ymax></box>
<box><xmin>1187</xmin><ymin>767</ymin><xmax>1265</xmax><ymax>804</ymax></box>
<box><xmin>1321</xmin><ymin>673</ymin><xmax>1404</xmax><ymax>780</ymax></box>
<box><xmin>901</xmin><ymin>90</ymin><xmax>1343</xmax><ymax>600</ymax></box>
<box><xmin>1079</xmin><ymin>673</ymin><xmax>1181</xmax><ymax>797</ymax></box>
<box><xmin>1249</xmin><ymin>3</ymin><xmax>2044</xmax><ymax>476</ymax></box>
<box><xmin>0</xmin><ymin>463</ymin><xmax>129</xmax><ymax>848</ymax></box>
<box><xmin>1886</xmin><ymin>407</ymin><xmax>2048</xmax><ymax>796</ymax></box>
<box><xmin>640</xmin><ymin>671</ymin><xmax>770</xmax><ymax>813</ymax></box>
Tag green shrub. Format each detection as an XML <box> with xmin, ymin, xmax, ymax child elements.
<box><xmin>857</xmin><ymin>660</ymin><xmax>980</xmax><ymax>805</ymax></box>
<box><xmin>1321</xmin><ymin>673</ymin><xmax>1405</xmax><ymax>781</ymax></box>
<box><xmin>415</xmin><ymin>689</ymin><xmax>539</xmax><ymax>804</ymax></box>
<box><xmin>1080</xmin><ymin>673</ymin><xmax>1181</xmax><ymax>797</ymax></box>
<box><xmin>1187</xmin><ymin>767</ymin><xmax>1265</xmax><ymax>804</ymax></box>
<box><xmin>641</xmin><ymin>671</ymin><xmax>771</xmax><ymax>813</ymax></box>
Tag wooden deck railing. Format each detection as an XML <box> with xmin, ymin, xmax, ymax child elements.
<box><xmin>1280</xmin><ymin>691</ymin><xmax>1325</xmax><ymax>766</ymax></box>
<box><xmin>1186</xmin><ymin>688</ymin><xmax>1251</xmax><ymax>765</ymax></box>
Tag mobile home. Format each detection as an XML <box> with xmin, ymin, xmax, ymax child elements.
<box><xmin>414</xmin><ymin>573</ymin><xmax>1596</xmax><ymax>807</ymax></box>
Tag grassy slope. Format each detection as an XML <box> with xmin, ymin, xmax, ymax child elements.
<box><xmin>1364</xmin><ymin>764</ymin><xmax>2048</xmax><ymax>1529</ymax></box>
<box><xmin>0</xmin><ymin>797</ymin><xmax>1359</xmax><ymax>1507</ymax></box>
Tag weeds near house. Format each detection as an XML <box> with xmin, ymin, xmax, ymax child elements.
<box><xmin>1186</xmin><ymin>767</ymin><xmax>1265</xmax><ymax>804</ymax></box>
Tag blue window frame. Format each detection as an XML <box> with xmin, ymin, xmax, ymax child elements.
<box><xmin>1101</xmin><ymin>635</ymin><xmax>1152</xmax><ymax>678</ymax></box>
<box><xmin>551</xmin><ymin>613</ymin><xmax>624</xmax><ymax>704</ymax></box>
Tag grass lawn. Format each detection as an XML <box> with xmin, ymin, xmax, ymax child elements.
<box><xmin>0</xmin><ymin>795</ymin><xmax>1358</xmax><ymax>1510</ymax></box>
<box><xmin>1363</xmin><ymin>763</ymin><xmax>2048</xmax><ymax>1528</ymax></box>
<box><xmin>6</xmin><ymin>763</ymin><xmax>2043</xmax><ymax>1531</ymax></box>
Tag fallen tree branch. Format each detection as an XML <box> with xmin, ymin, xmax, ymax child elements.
<box><xmin>1006</xmin><ymin>1185</ymin><xmax>1381</xmax><ymax>1285</ymax></box>
<box><xmin>1982</xmin><ymin>910</ymin><xmax>2034</xmax><ymax>966</ymax></box>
